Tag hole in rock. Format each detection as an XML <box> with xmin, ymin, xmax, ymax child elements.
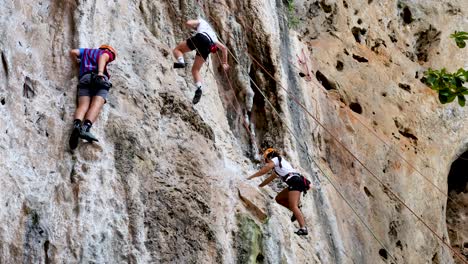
<box><xmin>357</xmin><ymin>18</ymin><xmax>362</xmax><ymax>24</ymax></box>
<box><xmin>398</xmin><ymin>83</ymin><xmax>411</xmax><ymax>92</ymax></box>
<box><xmin>396</xmin><ymin>240</ymin><xmax>403</xmax><ymax>250</ymax></box>
<box><xmin>401</xmin><ymin>6</ymin><xmax>413</xmax><ymax>24</ymax></box>
<box><xmin>363</xmin><ymin>186</ymin><xmax>373</xmax><ymax>197</ymax></box>
<box><xmin>1</xmin><ymin>98</ymin><xmax>5</xmax><ymax>105</ymax></box>
<box><xmin>446</xmin><ymin>150</ymin><xmax>468</xmax><ymax>259</ymax></box>
<box><xmin>343</xmin><ymin>0</ymin><xmax>348</xmax><ymax>8</ymax></box>
<box><xmin>256</xmin><ymin>253</ymin><xmax>265</xmax><ymax>262</ymax></box>
<box><xmin>394</xmin><ymin>119</ymin><xmax>418</xmax><ymax>143</ymax></box>
<box><xmin>389</xmin><ymin>33</ymin><xmax>398</xmax><ymax>43</ymax></box>
<box><xmin>351</xmin><ymin>27</ymin><xmax>362</xmax><ymax>43</ymax></box>
<box><xmin>432</xmin><ymin>252</ymin><xmax>439</xmax><ymax>263</ymax></box>
<box><xmin>349</xmin><ymin>102</ymin><xmax>362</xmax><ymax>114</ymax></box>
<box><xmin>415</xmin><ymin>25</ymin><xmax>441</xmax><ymax>63</ymax></box>
<box><xmin>336</xmin><ymin>60</ymin><xmax>344</xmax><ymax>71</ymax></box>
<box><xmin>398</xmin><ymin>129</ymin><xmax>417</xmax><ymax>142</ymax></box>
<box><xmin>378</xmin><ymin>248</ymin><xmax>388</xmax><ymax>259</ymax></box>
<box><xmin>319</xmin><ymin>0</ymin><xmax>333</xmax><ymax>13</ymax></box>
<box><xmin>316</xmin><ymin>71</ymin><xmax>337</xmax><ymax>90</ymax></box>
<box><xmin>352</xmin><ymin>54</ymin><xmax>368</xmax><ymax>63</ymax></box>
<box><xmin>23</xmin><ymin>76</ymin><xmax>35</xmax><ymax>98</ymax></box>
<box><xmin>1</xmin><ymin>52</ymin><xmax>8</xmax><ymax>76</ymax></box>
<box><xmin>44</xmin><ymin>240</ymin><xmax>50</xmax><ymax>264</ymax></box>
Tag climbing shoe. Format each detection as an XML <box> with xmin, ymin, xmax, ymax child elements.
<box><xmin>173</xmin><ymin>62</ymin><xmax>186</xmax><ymax>69</ymax></box>
<box><xmin>69</xmin><ymin>120</ymin><xmax>82</xmax><ymax>150</ymax></box>
<box><xmin>295</xmin><ymin>227</ymin><xmax>308</xmax><ymax>236</ymax></box>
<box><xmin>79</xmin><ymin>129</ymin><xmax>99</xmax><ymax>143</ymax></box>
<box><xmin>192</xmin><ymin>87</ymin><xmax>202</xmax><ymax>104</ymax></box>
<box><xmin>291</xmin><ymin>214</ymin><xmax>297</xmax><ymax>222</ymax></box>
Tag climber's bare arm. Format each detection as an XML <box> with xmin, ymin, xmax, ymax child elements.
<box><xmin>69</xmin><ymin>49</ymin><xmax>80</xmax><ymax>63</ymax></box>
<box><xmin>185</xmin><ymin>20</ymin><xmax>199</xmax><ymax>30</ymax></box>
<box><xmin>216</xmin><ymin>42</ymin><xmax>229</xmax><ymax>70</ymax></box>
<box><xmin>247</xmin><ymin>161</ymin><xmax>275</xmax><ymax>180</ymax></box>
<box><xmin>97</xmin><ymin>53</ymin><xmax>110</xmax><ymax>76</ymax></box>
<box><xmin>259</xmin><ymin>173</ymin><xmax>277</xmax><ymax>187</ymax></box>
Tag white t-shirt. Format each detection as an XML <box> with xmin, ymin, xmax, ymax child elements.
<box><xmin>271</xmin><ymin>157</ymin><xmax>297</xmax><ymax>179</ymax></box>
<box><xmin>197</xmin><ymin>18</ymin><xmax>218</xmax><ymax>43</ymax></box>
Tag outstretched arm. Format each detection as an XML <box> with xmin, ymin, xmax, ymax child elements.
<box><xmin>247</xmin><ymin>161</ymin><xmax>275</xmax><ymax>180</ymax></box>
<box><xmin>97</xmin><ymin>53</ymin><xmax>110</xmax><ymax>76</ymax></box>
<box><xmin>216</xmin><ymin>41</ymin><xmax>229</xmax><ymax>70</ymax></box>
<box><xmin>259</xmin><ymin>173</ymin><xmax>277</xmax><ymax>187</ymax></box>
<box><xmin>185</xmin><ymin>19</ymin><xmax>200</xmax><ymax>30</ymax></box>
<box><xmin>69</xmin><ymin>49</ymin><xmax>80</xmax><ymax>63</ymax></box>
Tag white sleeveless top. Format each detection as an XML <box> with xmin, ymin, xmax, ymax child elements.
<box><xmin>271</xmin><ymin>157</ymin><xmax>297</xmax><ymax>180</ymax></box>
<box><xmin>197</xmin><ymin>18</ymin><xmax>218</xmax><ymax>43</ymax></box>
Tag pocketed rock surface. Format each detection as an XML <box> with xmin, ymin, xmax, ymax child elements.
<box><xmin>0</xmin><ymin>0</ymin><xmax>467</xmax><ymax>263</ymax></box>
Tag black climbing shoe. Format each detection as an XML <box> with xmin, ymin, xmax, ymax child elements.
<box><xmin>173</xmin><ymin>62</ymin><xmax>186</xmax><ymax>69</ymax></box>
<box><xmin>79</xmin><ymin>129</ymin><xmax>99</xmax><ymax>143</ymax></box>
<box><xmin>69</xmin><ymin>122</ymin><xmax>81</xmax><ymax>150</ymax></box>
<box><xmin>192</xmin><ymin>87</ymin><xmax>202</xmax><ymax>104</ymax></box>
<box><xmin>295</xmin><ymin>227</ymin><xmax>308</xmax><ymax>236</ymax></box>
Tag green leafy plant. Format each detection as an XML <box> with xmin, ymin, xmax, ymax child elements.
<box><xmin>287</xmin><ymin>0</ymin><xmax>299</xmax><ymax>29</ymax></box>
<box><xmin>424</xmin><ymin>68</ymin><xmax>468</xmax><ymax>106</ymax></box>
<box><xmin>424</xmin><ymin>31</ymin><xmax>468</xmax><ymax>106</ymax></box>
<box><xmin>450</xmin><ymin>31</ymin><xmax>468</xmax><ymax>48</ymax></box>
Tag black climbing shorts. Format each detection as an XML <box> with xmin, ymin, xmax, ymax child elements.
<box><xmin>187</xmin><ymin>33</ymin><xmax>211</xmax><ymax>60</ymax></box>
<box><xmin>77</xmin><ymin>73</ymin><xmax>112</xmax><ymax>101</ymax></box>
<box><xmin>286</xmin><ymin>174</ymin><xmax>311</xmax><ymax>192</ymax></box>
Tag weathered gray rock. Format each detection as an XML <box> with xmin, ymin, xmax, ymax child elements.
<box><xmin>0</xmin><ymin>0</ymin><xmax>467</xmax><ymax>263</ymax></box>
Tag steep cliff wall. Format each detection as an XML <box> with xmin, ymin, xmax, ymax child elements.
<box><xmin>1</xmin><ymin>0</ymin><xmax>467</xmax><ymax>263</ymax></box>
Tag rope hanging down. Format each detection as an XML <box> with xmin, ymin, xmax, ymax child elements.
<box><xmin>194</xmin><ymin>4</ymin><xmax>467</xmax><ymax>263</ymax></box>
<box><xmin>167</xmin><ymin>2</ymin><xmax>397</xmax><ymax>260</ymax></box>
<box><xmin>214</xmin><ymin>50</ymin><xmax>398</xmax><ymax>263</ymax></box>
<box><xmin>195</xmin><ymin>2</ymin><xmax>453</xmax><ymax>204</ymax></box>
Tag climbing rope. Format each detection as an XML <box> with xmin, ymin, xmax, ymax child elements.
<box><xmin>214</xmin><ymin>48</ymin><xmax>398</xmax><ymax>263</ymax></box>
<box><xmin>195</xmin><ymin>2</ymin><xmax>453</xmax><ymax>204</ymax></box>
<box><xmin>248</xmin><ymin>46</ymin><xmax>468</xmax><ymax>264</ymax></box>
<box><xmin>193</xmin><ymin>5</ymin><xmax>467</xmax><ymax>262</ymax></box>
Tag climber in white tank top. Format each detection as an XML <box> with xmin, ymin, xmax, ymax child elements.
<box><xmin>270</xmin><ymin>156</ymin><xmax>297</xmax><ymax>181</ymax></box>
<box><xmin>172</xmin><ymin>18</ymin><xmax>229</xmax><ymax>104</ymax></box>
<box><xmin>247</xmin><ymin>148</ymin><xmax>311</xmax><ymax>236</ymax></box>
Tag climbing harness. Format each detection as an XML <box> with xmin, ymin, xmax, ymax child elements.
<box><xmin>202</xmin><ymin>32</ymin><xmax>219</xmax><ymax>53</ymax></box>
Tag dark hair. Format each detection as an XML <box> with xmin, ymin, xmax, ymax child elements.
<box><xmin>266</xmin><ymin>150</ymin><xmax>282</xmax><ymax>168</ymax></box>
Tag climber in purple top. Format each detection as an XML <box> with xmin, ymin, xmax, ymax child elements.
<box><xmin>68</xmin><ymin>45</ymin><xmax>116</xmax><ymax>150</ymax></box>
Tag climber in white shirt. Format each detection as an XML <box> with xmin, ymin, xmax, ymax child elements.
<box><xmin>247</xmin><ymin>148</ymin><xmax>311</xmax><ymax>236</ymax></box>
<box><xmin>172</xmin><ymin>18</ymin><xmax>229</xmax><ymax>104</ymax></box>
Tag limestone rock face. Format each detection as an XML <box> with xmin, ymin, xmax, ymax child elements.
<box><xmin>1</xmin><ymin>0</ymin><xmax>467</xmax><ymax>263</ymax></box>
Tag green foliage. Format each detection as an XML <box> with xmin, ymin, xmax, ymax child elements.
<box><xmin>450</xmin><ymin>31</ymin><xmax>468</xmax><ymax>48</ymax></box>
<box><xmin>287</xmin><ymin>0</ymin><xmax>299</xmax><ymax>29</ymax></box>
<box><xmin>423</xmin><ymin>30</ymin><xmax>468</xmax><ymax>107</ymax></box>
<box><xmin>424</xmin><ymin>68</ymin><xmax>468</xmax><ymax>106</ymax></box>
<box><xmin>289</xmin><ymin>16</ymin><xmax>300</xmax><ymax>29</ymax></box>
<box><xmin>287</xmin><ymin>0</ymin><xmax>295</xmax><ymax>12</ymax></box>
